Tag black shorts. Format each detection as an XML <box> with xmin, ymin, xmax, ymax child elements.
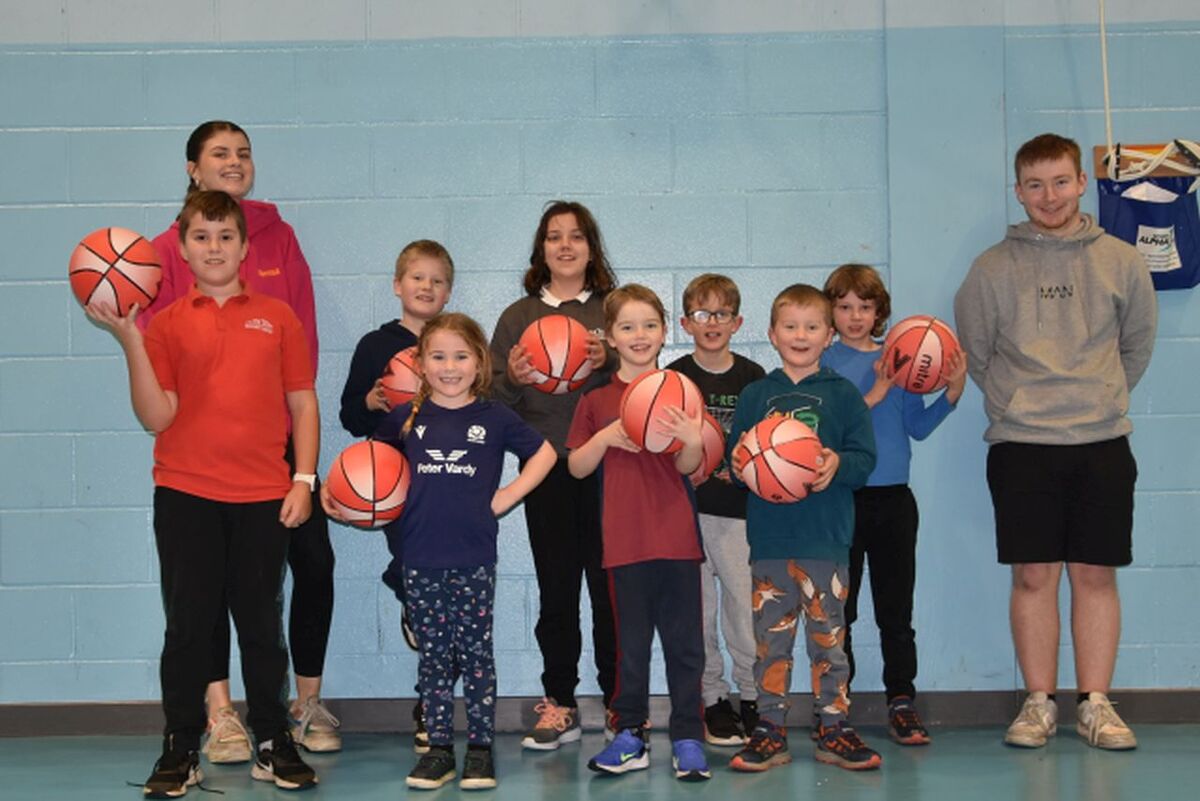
<box><xmin>986</xmin><ymin>437</ymin><xmax>1136</xmax><ymax>566</ymax></box>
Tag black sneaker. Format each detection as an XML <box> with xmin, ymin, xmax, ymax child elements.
<box><xmin>460</xmin><ymin>746</ymin><xmax>497</xmax><ymax>790</ymax></box>
<box><xmin>704</xmin><ymin>698</ymin><xmax>745</xmax><ymax>746</ymax></box>
<box><xmin>413</xmin><ymin>700</ymin><xmax>430</xmax><ymax>754</ymax></box>
<box><xmin>144</xmin><ymin>742</ymin><xmax>202</xmax><ymax>798</ymax></box>
<box><xmin>251</xmin><ymin>731</ymin><xmax>318</xmax><ymax>790</ymax></box>
<box><xmin>888</xmin><ymin>696</ymin><xmax>931</xmax><ymax>746</ymax></box>
<box><xmin>739</xmin><ymin>699</ymin><xmax>759</xmax><ymax>735</ymax></box>
<box><xmin>407</xmin><ymin>745</ymin><xmax>456</xmax><ymax>789</ymax></box>
<box><xmin>729</xmin><ymin>721</ymin><xmax>790</xmax><ymax>772</ymax></box>
<box><xmin>815</xmin><ymin>722</ymin><xmax>882</xmax><ymax>771</ymax></box>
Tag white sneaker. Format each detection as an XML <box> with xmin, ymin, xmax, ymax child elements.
<box><xmin>1005</xmin><ymin>691</ymin><xmax>1058</xmax><ymax>748</ymax></box>
<box><xmin>1076</xmin><ymin>692</ymin><xmax>1137</xmax><ymax>750</ymax></box>
<box><xmin>203</xmin><ymin>706</ymin><xmax>252</xmax><ymax>764</ymax></box>
<box><xmin>291</xmin><ymin>696</ymin><xmax>342</xmax><ymax>753</ymax></box>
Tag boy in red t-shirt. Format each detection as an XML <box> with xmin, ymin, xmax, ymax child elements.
<box><xmin>87</xmin><ymin>190</ymin><xmax>319</xmax><ymax>797</ymax></box>
<box><xmin>566</xmin><ymin>284</ymin><xmax>710</xmax><ymax>782</ymax></box>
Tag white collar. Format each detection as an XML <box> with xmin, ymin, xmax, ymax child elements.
<box><xmin>539</xmin><ymin>285</ymin><xmax>592</xmax><ymax>307</ymax></box>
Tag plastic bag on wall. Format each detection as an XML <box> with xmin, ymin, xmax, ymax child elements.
<box><xmin>1097</xmin><ymin>175</ymin><xmax>1200</xmax><ymax>290</ymax></box>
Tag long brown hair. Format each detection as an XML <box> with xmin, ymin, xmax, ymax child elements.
<box><xmin>400</xmin><ymin>313</ymin><xmax>493</xmax><ymax>436</ymax></box>
<box><xmin>523</xmin><ymin>200</ymin><xmax>617</xmax><ymax>297</ymax></box>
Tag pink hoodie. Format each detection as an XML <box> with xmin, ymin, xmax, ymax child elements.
<box><xmin>141</xmin><ymin>198</ymin><xmax>319</xmax><ymax>372</ymax></box>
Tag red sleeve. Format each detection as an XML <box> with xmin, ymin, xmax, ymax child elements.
<box><xmin>138</xmin><ymin>228</ymin><xmax>191</xmax><ymax>332</ymax></box>
<box><xmin>280</xmin><ymin>306</ymin><xmax>315</xmax><ymax>392</ymax></box>
<box><xmin>565</xmin><ymin>392</ymin><xmax>597</xmax><ymax>450</ymax></box>
<box><xmin>280</xmin><ymin>224</ymin><xmax>319</xmax><ymax>375</ymax></box>
<box><xmin>144</xmin><ymin>311</ymin><xmax>177</xmax><ymax>392</ymax></box>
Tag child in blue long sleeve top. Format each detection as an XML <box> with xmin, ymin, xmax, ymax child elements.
<box><xmin>822</xmin><ymin>264</ymin><xmax>966</xmax><ymax>746</ymax></box>
<box><xmin>726</xmin><ymin>284</ymin><xmax>880</xmax><ymax>773</ymax></box>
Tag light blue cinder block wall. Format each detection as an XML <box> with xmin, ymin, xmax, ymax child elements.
<box><xmin>1</xmin><ymin>1</ymin><xmax>1198</xmax><ymax>704</ymax></box>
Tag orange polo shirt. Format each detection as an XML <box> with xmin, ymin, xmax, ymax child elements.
<box><xmin>144</xmin><ymin>285</ymin><xmax>314</xmax><ymax>503</ymax></box>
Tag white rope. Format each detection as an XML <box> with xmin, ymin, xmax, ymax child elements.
<box><xmin>1100</xmin><ymin>0</ymin><xmax>1113</xmax><ymax>157</ymax></box>
<box><xmin>1097</xmin><ymin>0</ymin><xmax>1200</xmax><ymax>190</ymax></box>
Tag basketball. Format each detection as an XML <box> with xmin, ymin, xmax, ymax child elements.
<box><xmin>518</xmin><ymin>314</ymin><xmax>594</xmax><ymax>394</ymax></box>
<box><xmin>733</xmin><ymin>416</ymin><xmax>822</xmax><ymax>503</ymax></box>
<box><xmin>68</xmin><ymin>227</ymin><xmax>162</xmax><ymax>315</ymax></box>
<box><xmin>689</xmin><ymin>412</ymin><xmax>727</xmax><ymax>486</ymax></box>
<box><xmin>882</xmin><ymin>315</ymin><xmax>961</xmax><ymax>394</ymax></box>
<box><xmin>381</xmin><ymin>346</ymin><xmax>422</xmax><ymax>408</ymax></box>
<box><xmin>325</xmin><ymin>440</ymin><xmax>410</xmax><ymax>528</ymax></box>
<box><xmin>619</xmin><ymin>368</ymin><xmax>704</xmax><ymax>454</ymax></box>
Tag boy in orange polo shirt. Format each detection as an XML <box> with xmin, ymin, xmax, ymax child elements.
<box><xmin>88</xmin><ymin>190</ymin><xmax>320</xmax><ymax>797</ymax></box>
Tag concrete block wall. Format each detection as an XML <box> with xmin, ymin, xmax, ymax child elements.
<box><xmin>1</xmin><ymin>1</ymin><xmax>1197</xmax><ymax>703</ymax></box>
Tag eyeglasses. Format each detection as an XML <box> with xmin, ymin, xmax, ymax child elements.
<box><xmin>686</xmin><ymin>309</ymin><xmax>735</xmax><ymax>324</ymax></box>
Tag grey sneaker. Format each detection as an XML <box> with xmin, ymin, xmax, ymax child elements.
<box><xmin>291</xmin><ymin>696</ymin><xmax>342</xmax><ymax>753</ymax></box>
<box><xmin>1076</xmin><ymin>692</ymin><xmax>1137</xmax><ymax>750</ymax></box>
<box><xmin>1005</xmin><ymin>691</ymin><xmax>1058</xmax><ymax>748</ymax></box>
<box><xmin>202</xmin><ymin>706</ymin><xmax>252</xmax><ymax>764</ymax></box>
<box><xmin>520</xmin><ymin>697</ymin><xmax>581</xmax><ymax>751</ymax></box>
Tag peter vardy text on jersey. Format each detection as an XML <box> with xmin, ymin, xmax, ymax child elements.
<box><xmin>417</xmin><ymin>461</ymin><xmax>478</xmax><ymax>477</ymax></box>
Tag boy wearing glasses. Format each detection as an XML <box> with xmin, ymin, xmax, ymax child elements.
<box><xmin>667</xmin><ymin>274</ymin><xmax>766</xmax><ymax>745</ymax></box>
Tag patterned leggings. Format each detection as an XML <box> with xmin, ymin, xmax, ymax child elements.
<box><xmin>404</xmin><ymin>564</ymin><xmax>497</xmax><ymax>745</ymax></box>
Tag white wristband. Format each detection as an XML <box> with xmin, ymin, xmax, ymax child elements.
<box><xmin>293</xmin><ymin>473</ymin><xmax>317</xmax><ymax>491</ymax></box>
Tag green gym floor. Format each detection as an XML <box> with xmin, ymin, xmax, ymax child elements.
<box><xmin>4</xmin><ymin>726</ymin><xmax>1199</xmax><ymax>801</ymax></box>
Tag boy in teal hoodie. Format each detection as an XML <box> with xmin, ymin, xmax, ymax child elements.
<box><xmin>726</xmin><ymin>284</ymin><xmax>879</xmax><ymax>773</ymax></box>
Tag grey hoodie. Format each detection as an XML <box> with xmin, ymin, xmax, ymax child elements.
<box><xmin>954</xmin><ymin>215</ymin><xmax>1157</xmax><ymax>445</ymax></box>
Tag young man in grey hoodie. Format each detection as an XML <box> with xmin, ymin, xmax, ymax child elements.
<box><xmin>954</xmin><ymin>133</ymin><xmax>1157</xmax><ymax>752</ymax></box>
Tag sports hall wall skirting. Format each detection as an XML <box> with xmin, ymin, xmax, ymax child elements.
<box><xmin>3</xmin><ymin>691</ymin><xmax>1198</xmax><ymax>738</ymax></box>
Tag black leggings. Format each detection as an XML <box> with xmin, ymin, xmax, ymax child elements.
<box><xmin>844</xmin><ymin>484</ymin><xmax>919</xmax><ymax>701</ymax></box>
<box><xmin>208</xmin><ymin>442</ymin><xmax>335</xmax><ymax>683</ymax></box>
<box><xmin>525</xmin><ymin>457</ymin><xmax>616</xmax><ymax>708</ymax></box>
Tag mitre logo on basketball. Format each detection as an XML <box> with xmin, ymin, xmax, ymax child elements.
<box><xmin>244</xmin><ymin>317</ymin><xmax>274</xmax><ymax>334</ymax></box>
<box><xmin>418</xmin><ymin>448</ymin><xmax>477</xmax><ymax>476</ymax></box>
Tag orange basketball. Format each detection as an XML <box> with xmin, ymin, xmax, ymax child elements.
<box><xmin>519</xmin><ymin>314</ymin><xmax>594</xmax><ymax>394</ymax></box>
<box><xmin>619</xmin><ymin>368</ymin><xmax>704</xmax><ymax>454</ymax></box>
<box><xmin>68</xmin><ymin>227</ymin><xmax>162</xmax><ymax>315</ymax></box>
<box><xmin>325</xmin><ymin>440</ymin><xmax>410</xmax><ymax>528</ymax></box>
<box><xmin>689</xmin><ymin>412</ymin><xmax>727</xmax><ymax>486</ymax></box>
<box><xmin>381</xmin><ymin>346</ymin><xmax>421</xmax><ymax>407</ymax></box>
<box><xmin>882</xmin><ymin>315</ymin><xmax>961</xmax><ymax>394</ymax></box>
<box><xmin>733</xmin><ymin>416</ymin><xmax>822</xmax><ymax>503</ymax></box>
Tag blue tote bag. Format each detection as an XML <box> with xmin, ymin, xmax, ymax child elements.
<box><xmin>1097</xmin><ymin>174</ymin><xmax>1200</xmax><ymax>290</ymax></box>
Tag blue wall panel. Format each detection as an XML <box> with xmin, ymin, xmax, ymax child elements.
<box><xmin>1</xmin><ymin>14</ymin><xmax>1197</xmax><ymax>703</ymax></box>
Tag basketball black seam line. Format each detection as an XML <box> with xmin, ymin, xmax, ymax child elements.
<box><xmin>903</xmin><ymin>320</ymin><xmax>937</xmax><ymax>388</ymax></box>
<box><xmin>339</xmin><ymin>450</ymin><xmax>374</xmax><ymax>507</ymax></box>
<box><xmin>752</xmin><ymin>451</ymin><xmax>801</xmax><ymax>502</ymax></box>
<box><xmin>369</xmin><ymin>441</ymin><xmax>379</xmax><ymax>527</ymax></box>
<box><xmin>642</xmin><ymin>372</ymin><xmax>672</xmax><ymax>447</ymax></box>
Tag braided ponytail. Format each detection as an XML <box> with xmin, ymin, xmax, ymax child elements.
<box><xmin>401</xmin><ymin>382</ymin><xmax>431</xmax><ymax>437</ymax></box>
